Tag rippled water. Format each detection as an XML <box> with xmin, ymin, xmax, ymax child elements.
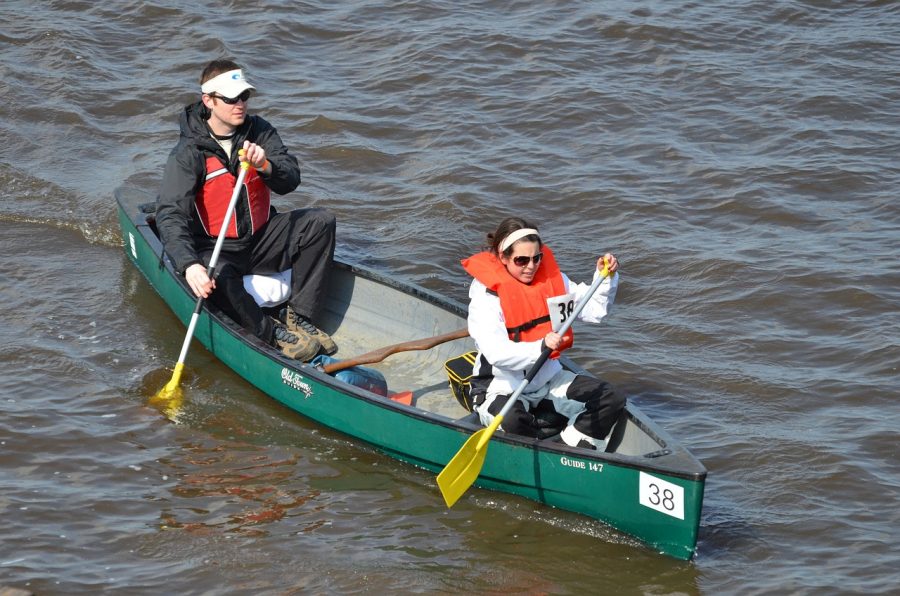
<box><xmin>1</xmin><ymin>1</ymin><xmax>899</xmax><ymax>594</ymax></box>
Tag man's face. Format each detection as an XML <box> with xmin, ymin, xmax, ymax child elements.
<box><xmin>202</xmin><ymin>91</ymin><xmax>248</xmax><ymax>133</ymax></box>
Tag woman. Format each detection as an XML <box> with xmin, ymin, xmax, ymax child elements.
<box><xmin>462</xmin><ymin>217</ymin><xmax>625</xmax><ymax>450</ymax></box>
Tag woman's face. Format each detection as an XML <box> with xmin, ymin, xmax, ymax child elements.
<box><xmin>500</xmin><ymin>240</ymin><xmax>543</xmax><ymax>284</ymax></box>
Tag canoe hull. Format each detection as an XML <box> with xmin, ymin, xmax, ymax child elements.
<box><xmin>117</xmin><ymin>187</ymin><xmax>705</xmax><ymax>559</ymax></box>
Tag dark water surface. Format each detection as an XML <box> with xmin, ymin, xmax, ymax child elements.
<box><xmin>2</xmin><ymin>1</ymin><xmax>899</xmax><ymax>594</ymax></box>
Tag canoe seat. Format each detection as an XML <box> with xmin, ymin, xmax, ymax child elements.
<box><xmin>243</xmin><ymin>270</ymin><xmax>292</xmax><ymax>308</ymax></box>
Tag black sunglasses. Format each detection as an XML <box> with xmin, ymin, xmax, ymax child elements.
<box><xmin>512</xmin><ymin>252</ymin><xmax>543</xmax><ymax>267</ymax></box>
<box><xmin>207</xmin><ymin>90</ymin><xmax>251</xmax><ymax>104</ymax></box>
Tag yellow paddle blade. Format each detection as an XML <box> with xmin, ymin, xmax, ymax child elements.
<box><xmin>148</xmin><ymin>363</ymin><xmax>185</xmax><ymax>422</ymax></box>
<box><xmin>437</xmin><ymin>417</ymin><xmax>502</xmax><ymax>507</ymax></box>
<box><xmin>155</xmin><ymin>362</ymin><xmax>184</xmax><ymax>401</ymax></box>
<box><xmin>147</xmin><ymin>392</ymin><xmax>184</xmax><ymax>423</ymax></box>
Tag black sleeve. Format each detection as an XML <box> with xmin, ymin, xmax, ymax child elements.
<box><xmin>249</xmin><ymin>116</ymin><xmax>302</xmax><ymax>195</ymax></box>
<box><xmin>155</xmin><ymin>142</ymin><xmax>205</xmax><ymax>275</ymax></box>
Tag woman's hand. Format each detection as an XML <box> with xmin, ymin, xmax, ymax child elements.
<box><xmin>544</xmin><ymin>331</ymin><xmax>563</xmax><ymax>351</ymax></box>
<box><xmin>598</xmin><ymin>253</ymin><xmax>618</xmax><ymax>275</ymax></box>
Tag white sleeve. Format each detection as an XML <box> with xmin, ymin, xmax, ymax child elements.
<box><xmin>563</xmin><ymin>270</ymin><xmax>619</xmax><ymax>324</ymax></box>
<box><xmin>467</xmin><ymin>280</ymin><xmax>544</xmax><ymax>371</ymax></box>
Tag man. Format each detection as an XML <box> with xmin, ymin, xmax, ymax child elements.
<box><xmin>156</xmin><ymin>58</ymin><xmax>336</xmax><ymax>361</ymax></box>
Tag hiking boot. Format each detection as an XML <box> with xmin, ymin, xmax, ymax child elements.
<box><xmin>273</xmin><ymin>321</ymin><xmax>320</xmax><ymax>362</ymax></box>
<box><xmin>285</xmin><ymin>307</ymin><xmax>337</xmax><ymax>355</ymax></box>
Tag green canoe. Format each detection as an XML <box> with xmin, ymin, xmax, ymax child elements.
<box><xmin>117</xmin><ymin>186</ymin><xmax>706</xmax><ymax>560</ymax></box>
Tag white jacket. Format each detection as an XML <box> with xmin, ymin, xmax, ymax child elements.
<box><xmin>467</xmin><ymin>269</ymin><xmax>618</xmax><ymax>397</ymax></box>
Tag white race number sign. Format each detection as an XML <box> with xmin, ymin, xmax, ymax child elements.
<box><xmin>639</xmin><ymin>471</ymin><xmax>684</xmax><ymax>520</ymax></box>
<box><xmin>546</xmin><ymin>292</ymin><xmax>577</xmax><ymax>331</ymax></box>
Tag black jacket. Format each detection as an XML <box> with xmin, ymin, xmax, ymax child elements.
<box><xmin>155</xmin><ymin>101</ymin><xmax>303</xmax><ymax>274</ymax></box>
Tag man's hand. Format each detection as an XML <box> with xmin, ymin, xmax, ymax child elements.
<box><xmin>240</xmin><ymin>141</ymin><xmax>271</xmax><ymax>175</ymax></box>
<box><xmin>185</xmin><ymin>263</ymin><xmax>215</xmax><ymax>299</ymax></box>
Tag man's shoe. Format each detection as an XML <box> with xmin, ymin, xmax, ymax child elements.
<box><xmin>285</xmin><ymin>307</ymin><xmax>337</xmax><ymax>355</ymax></box>
<box><xmin>273</xmin><ymin>322</ymin><xmax>320</xmax><ymax>362</ymax></box>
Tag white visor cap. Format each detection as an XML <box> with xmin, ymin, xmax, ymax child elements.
<box><xmin>200</xmin><ymin>69</ymin><xmax>256</xmax><ymax>99</ymax></box>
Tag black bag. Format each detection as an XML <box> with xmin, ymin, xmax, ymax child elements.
<box><xmin>445</xmin><ymin>351</ymin><xmax>478</xmax><ymax>412</ymax></box>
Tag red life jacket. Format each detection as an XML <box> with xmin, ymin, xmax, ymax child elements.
<box><xmin>194</xmin><ymin>156</ymin><xmax>271</xmax><ymax>238</ymax></box>
<box><xmin>462</xmin><ymin>245</ymin><xmax>573</xmax><ymax>359</ymax></box>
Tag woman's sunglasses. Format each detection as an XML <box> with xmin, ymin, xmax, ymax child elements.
<box><xmin>207</xmin><ymin>90</ymin><xmax>251</xmax><ymax>104</ymax></box>
<box><xmin>511</xmin><ymin>252</ymin><xmax>543</xmax><ymax>267</ymax></box>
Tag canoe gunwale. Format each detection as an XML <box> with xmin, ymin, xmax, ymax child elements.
<box><xmin>117</xmin><ymin>185</ymin><xmax>707</xmax><ymax>486</ymax></box>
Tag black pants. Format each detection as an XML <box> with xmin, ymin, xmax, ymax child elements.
<box><xmin>485</xmin><ymin>375</ymin><xmax>625</xmax><ymax>440</ymax></box>
<box><xmin>200</xmin><ymin>208</ymin><xmax>336</xmax><ymax>346</ymax></box>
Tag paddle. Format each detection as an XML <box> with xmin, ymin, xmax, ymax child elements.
<box><xmin>437</xmin><ymin>262</ymin><xmax>611</xmax><ymax>507</ymax></box>
<box><xmin>321</xmin><ymin>327</ymin><xmax>470</xmax><ymax>374</ymax></box>
<box><xmin>156</xmin><ymin>151</ymin><xmax>250</xmax><ymax>401</ymax></box>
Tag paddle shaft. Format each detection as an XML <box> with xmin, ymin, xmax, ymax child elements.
<box><xmin>172</xmin><ymin>161</ymin><xmax>250</xmax><ymax>367</ymax></box>
<box><xmin>321</xmin><ymin>327</ymin><xmax>470</xmax><ymax>374</ymax></box>
<box><xmin>475</xmin><ymin>266</ymin><xmax>610</xmax><ymax>450</ymax></box>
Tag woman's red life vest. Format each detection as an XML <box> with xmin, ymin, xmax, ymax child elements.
<box><xmin>194</xmin><ymin>156</ymin><xmax>271</xmax><ymax>238</ymax></box>
<box><xmin>462</xmin><ymin>245</ymin><xmax>573</xmax><ymax>359</ymax></box>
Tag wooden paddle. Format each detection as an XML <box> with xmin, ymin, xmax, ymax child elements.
<box><xmin>437</xmin><ymin>264</ymin><xmax>610</xmax><ymax>507</ymax></box>
<box><xmin>321</xmin><ymin>327</ymin><xmax>470</xmax><ymax>374</ymax></box>
<box><xmin>156</xmin><ymin>152</ymin><xmax>251</xmax><ymax>401</ymax></box>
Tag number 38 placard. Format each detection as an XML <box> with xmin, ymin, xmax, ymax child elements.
<box><xmin>546</xmin><ymin>293</ymin><xmax>576</xmax><ymax>330</ymax></box>
<box><xmin>639</xmin><ymin>471</ymin><xmax>685</xmax><ymax>520</ymax></box>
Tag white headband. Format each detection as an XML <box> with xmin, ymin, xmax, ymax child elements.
<box><xmin>499</xmin><ymin>228</ymin><xmax>539</xmax><ymax>252</ymax></box>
